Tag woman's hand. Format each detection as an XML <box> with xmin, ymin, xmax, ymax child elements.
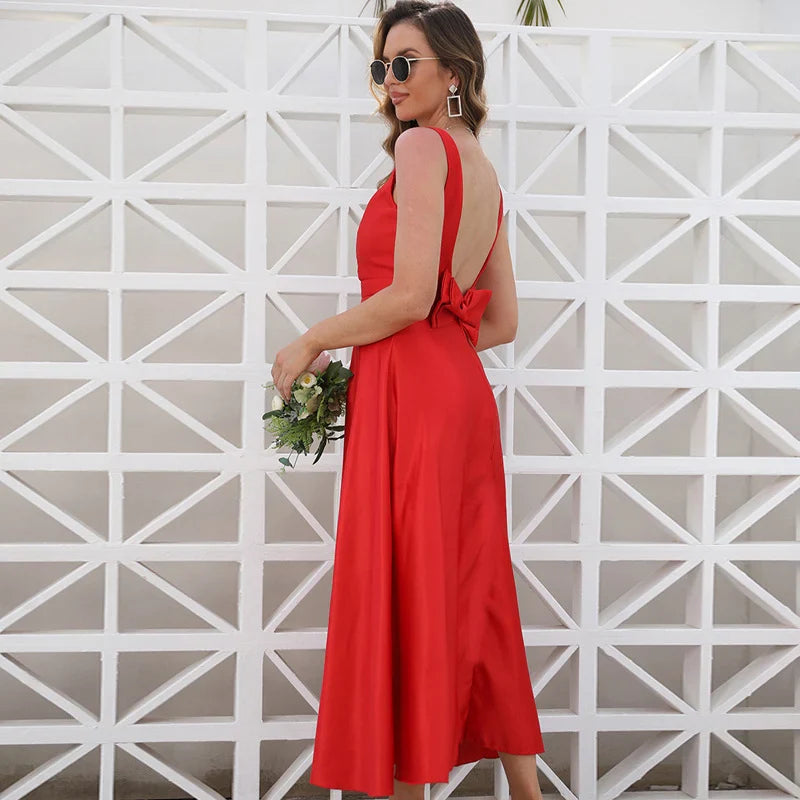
<box><xmin>271</xmin><ymin>333</ymin><xmax>325</xmax><ymax>403</ymax></box>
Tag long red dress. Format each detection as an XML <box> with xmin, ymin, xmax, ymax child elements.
<box><xmin>308</xmin><ymin>126</ymin><xmax>544</xmax><ymax>797</ymax></box>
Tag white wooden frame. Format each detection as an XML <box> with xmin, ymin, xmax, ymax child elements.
<box><xmin>0</xmin><ymin>4</ymin><xmax>799</xmax><ymax>799</ymax></box>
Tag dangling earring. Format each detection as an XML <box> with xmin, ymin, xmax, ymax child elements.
<box><xmin>447</xmin><ymin>83</ymin><xmax>462</xmax><ymax>118</ymax></box>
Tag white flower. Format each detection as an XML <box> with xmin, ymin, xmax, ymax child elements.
<box><xmin>298</xmin><ymin>371</ymin><xmax>317</xmax><ymax>389</ymax></box>
<box><xmin>271</xmin><ymin>394</ymin><xmax>284</xmax><ymax>411</ymax></box>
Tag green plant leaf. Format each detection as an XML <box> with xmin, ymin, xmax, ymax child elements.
<box><xmin>515</xmin><ymin>0</ymin><xmax>564</xmax><ymax>26</ymax></box>
<box><xmin>312</xmin><ymin>433</ymin><xmax>328</xmax><ymax>464</ymax></box>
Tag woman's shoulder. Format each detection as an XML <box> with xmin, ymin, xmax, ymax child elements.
<box><xmin>393</xmin><ymin>129</ymin><xmax>449</xmax><ymax>188</ymax></box>
<box><xmin>394</xmin><ymin>126</ymin><xmax>449</xmax><ymax>160</ymax></box>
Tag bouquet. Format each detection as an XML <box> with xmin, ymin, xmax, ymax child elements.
<box><xmin>263</xmin><ymin>351</ymin><xmax>354</xmax><ymax>471</ymax></box>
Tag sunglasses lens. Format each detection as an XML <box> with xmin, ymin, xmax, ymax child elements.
<box><xmin>391</xmin><ymin>56</ymin><xmax>410</xmax><ymax>82</ymax></box>
<box><xmin>370</xmin><ymin>60</ymin><xmax>387</xmax><ymax>84</ymax></box>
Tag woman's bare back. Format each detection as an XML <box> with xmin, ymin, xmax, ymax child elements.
<box><xmin>393</xmin><ymin>130</ymin><xmax>501</xmax><ymax>293</ymax></box>
<box><xmin>447</xmin><ymin>132</ymin><xmax>502</xmax><ymax>293</ymax></box>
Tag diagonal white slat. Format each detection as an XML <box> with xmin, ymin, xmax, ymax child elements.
<box><xmin>610</xmin><ymin>125</ymin><xmax>705</xmax><ymax>198</ymax></box>
<box><xmin>0</xmin><ymin>470</ymin><xmax>105</xmax><ymax>544</ymax></box>
<box><xmin>265</xmin><ymin>649</ymin><xmax>321</xmax><ymax>713</ymax></box>
<box><xmin>512</xmin><ymin>472</ymin><xmax>579</xmax><ymax>544</ymax></box>
<box><xmin>721</xmin><ymin>215</ymin><xmax>800</xmax><ymax>284</ymax></box>
<box><xmin>127</xmin><ymin>380</ymin><xmax>236</xmax><ymax>451</ymax></box>
<box><xmin>0</xmin><ymin>197</ymin><xmax>108</xmax><ymax>272</ymax></box>
<box><xmin>269</xmin><ymin>203</ymin><xmax>339</xmax><ymax>273</ymax></box>
<box><xmin>0</xmin><ymin>379</ymin><xmax>105</xmax><ymax>450</ymax></box>
<box><xmin>718</xmin><ymin>301</ymin><xmax>800</xmax><ymax>370</ymax></box>
<box><xmin>351</xmin><ymin>151</ymin><xmax>393</xmax><ymax>189</ymax></box>
<box><xmin>263</xmin><ymin>560</ymin><xmax>332</xmax><ymax>633</ymax></box>
<box><xmin>597</xmin><ymin>730</ymin><xmax>693</xmax><ymax>800</ymax></box>
<box><xmin>118</xmin><ymin>649</ymin><xmax>233</xmax><ymax>724</ymax></box>
<box><xmin>724</xmin><ymin>134</ymin><xmax>800</xmax><ymax>199</ymax></box>
<box><xmin>125</xmin><ymin>290</ymin><xmax>241</xmax><ymax>363</ymax></box>
<box><xmin>604</xmin><ymin>387</ymin><xmax>705</xmax><ymax>455</ymax></box>
<box><xmin>609</xmin><ymin>213</ymin><xmax>703</xmax><ymax>282</ymax></box>
<box><xmin>0</xmin><ymin>743</ymin><xmax>96</xmax><ymax>800</ymax></box>
<box><xmin>122</xmin><ymin>560</ymin><xmax>238</xmax><ymax>633</ymax></box>
<box><xmin>125</xmin><ymin>197</ymin><xmax>242</xmax><ymax>273</ymax></box>
<box><xmin>531</xmin><ymin>644</ymin><xmax>577</xmax><ymax>695</ymax></box>
<box><xmin>716</xmin><ymin>560</ymin><xmax>800</xmax><ymax>628</ymax></box>
<box><xmin>0</xmin><ymin>104</ymin><xmax>107</xmax><ymax>180</ymax></box>
<box><xmin>721</xmin><ymin>387</ymin><xmax>800</xmax><ymax>456</ymax></box>
<box><xmin>713</xmin><ymin>730</ymin><xmax>800</xmax><ymax>797</ymax></box>
<box><xmin>606</xmin><ymin>300</ymin><xmax>704</xmax><ymax>371</ymax></box>
<box><xmin>0</xmin><ymin>11</ymin><xmax>107</xmax><ymax>86</ymax></box>
<box><xmin>125</xmin><ymin>14</ymin><xmax>242</xmax><ymax>93</ymax></box>
<box><xmin>715</xmin><ymin>475</ymin><xmax>800</xmax><ymax>544</ymax></box>
<box><xmin>727</xmin><ymin>40</ymin><xmax>800</xmax><ymax>108</ymax></box>
<box><xmin>512</xmin><ymin>557</ymin><xmax>578</xmax><ymax>628</ymax></box>
<box><xmin>520</xmin><ymin>125</ymin><xmax>585</xmax><ymax>194</ymax></box>
<box><xmin>615</xmin><ymin>39</ymin><xmax>713</xmax><ymax>107</ymax></box>
<box><xmin>599</xmin><ymin>560</ymin><xmax>698</xmax><ymax>629</ymax></box>
<box><xmin>710</xmin><ymin>644</ymin><xmax>800</xmax><ymax>713</ymax></box>
<box><xmin>267</xmin><ymin>110</ymin><xmax>338</xmax><ymax>187</ymax></box>
<box><xmin>118</xmin><ymin>741</ymin><xmax>229</xmax><ymax>800</ymax></box>
<box><xmin>604</xmin><ymin>474</ymin><xmax>697</xmax><ymax>544</ymax></box>
<box><xmin>0</xmin><ymin>561</ymin><xmax>103</xmax><ymax>632</ymax></box>
<box><xmin>600</xmin><ymin>644</ymin><xmax>694</xmax><ymax>714</ymax></box>
<box><xmin>517</xmin><ymin>384</ymin><xmax>580</xmax><ymax>455</ymax></box>
<box><xmin>126</xmin><ymin>109</ymin><xmax>245</xmax><ymax>182</ymax></box>
<box><xmin>0</xmin><ymin>289</ymin><xmax>104</xmax><ymax>361</ymax></box>
<box><xmin>260</xmin><ymin>743</ymin><xmax>314</xmax><ymax>800</ymax></box>
<box><xmin>266</xmin><ymin>286</ymin><xmax>322</xmax><ymax>340</ymax></box>
<box><xmin>125</xmin><ymin>472</ymin><xmax>237</xmax><ymax>545</ymax></box>
<box><xmin>515</xmin><ymin>299</ymin><xmax>583</xmax><ymax>369</ymax></box>
<box><xmin>265</xmin><ymin>470</ymin><xmax>334</xmax><ymax>544</ymax></box>
<box><xmin>431</xmin><ymin>763</ymin><xmax>479</xmax><ymax>800</ymax></box>
<box><xmin>532</xmin><ymin>756</ymin><xmax>579</xmax><ymax>800</ymax></box>
<box><xmin>518</xmin><ymin>209</ymin><xmax>583</xmax><ymax>282</ymax></box>
<box><xmin>518</xmin><ymin>34</ymin><xmax>584</xmax><ymax>107</ymax></box>
<box><xmin>269</xmin><ymin>23</ymin><xmax>339</xmax><ymax>96</ymax></box>
<box><xmin>0</xmin><ymin>652</ymin><xmax>98</xmax><ymax>724</ymax></box>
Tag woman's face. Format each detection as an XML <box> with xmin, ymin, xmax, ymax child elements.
<box><xmin>379</xmin><ymin>22</ymin><xmax>453</xmax><ymax>124</ymax></box>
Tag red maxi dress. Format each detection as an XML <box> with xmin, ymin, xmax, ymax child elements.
<box><xmin>309</xmin><ymin>126</ymin><xmax>544</xmax><ymax>797</ymax></box>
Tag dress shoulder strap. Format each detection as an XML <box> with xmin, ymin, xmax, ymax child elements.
<box><xmin>430</xmin><ymin>127</ymin><xmax>463</xmax><ymax>275</ymax></box>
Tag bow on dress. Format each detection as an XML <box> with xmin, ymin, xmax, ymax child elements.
<box><xmin>428</xmin><ymin>269</ymin><xmax>492</xmax><ymax>347</ymax></box>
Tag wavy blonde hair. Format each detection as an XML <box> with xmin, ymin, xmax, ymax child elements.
<box><xmin>368</xmin><ymin>0</ymin><xmax>489</xmax><ymax>189</ymax></box>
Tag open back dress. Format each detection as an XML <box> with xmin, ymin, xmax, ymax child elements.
<box><xmin>308</xmin><ymin>126</ymin><xmax>544</xmax><ymax>797</ymax></box>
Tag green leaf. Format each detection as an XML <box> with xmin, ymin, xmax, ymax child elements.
<box><xmin>514</xmin><ymin>0</ymin><xmax>563</xmax><ymax>26</ymax></box>
<box><xmin>312</xmin><ymin>433</ymin><xmax>328</xmax><ymax>464</ymax></box>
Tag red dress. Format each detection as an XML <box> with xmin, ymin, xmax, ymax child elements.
<box><xmin>308</xmin><ymin>126</ymin><xmax>544</xmax><ymax>797</ymax></box>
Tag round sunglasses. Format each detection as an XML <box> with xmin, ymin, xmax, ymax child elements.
<box><xmin>370</xmin><ymin>55</ymin><xmax>440</xmax><ymax>85</ymax></box>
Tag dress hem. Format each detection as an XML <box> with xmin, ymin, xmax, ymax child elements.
<box><xmin>309</xmin><ymin>739</ymin><xmax>546</xmax><ymax>797</ymax></box>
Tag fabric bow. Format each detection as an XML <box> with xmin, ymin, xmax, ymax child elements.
<box><xmin>428</xmin><ymin>270</ymin><xmax>492</xmax><ymax>347</ymax></box>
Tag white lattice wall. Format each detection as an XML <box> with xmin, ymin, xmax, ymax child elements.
<box><xmin>0</xmin><ymin>3</ymin><xmax>799</xmax><ymax>799</ymax></box>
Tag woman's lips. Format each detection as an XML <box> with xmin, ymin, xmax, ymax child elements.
<box><xmin>391</xmin><ymin>94</ymin><xmax>407</xmax><ymax>104</ymax></box>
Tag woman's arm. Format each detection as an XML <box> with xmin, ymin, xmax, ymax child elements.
<box><xmin>304</xmin><ymin>284</ymin><xmax>426</xmax><ymax>352</ymax></box>
<box><xmin>474</xmin><ymin>317</ymin><xmax>515</xmax><ymax>352</ymax></box>
<box><xmin>305</xmin><ymin>128</ymin><xmax>448</xmax><ymax>353</ymax></box>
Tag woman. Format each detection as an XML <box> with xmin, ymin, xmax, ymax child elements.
<box><xmin>270</xmin><ymin>1</ymin><xmax>545</xmax><ymax>798</ymax></box>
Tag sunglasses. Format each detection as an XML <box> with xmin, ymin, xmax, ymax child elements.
<box><xmin>370</xmin><ymin>55</ymin><xmax>440</xmax><ymax>85</ymax></box>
